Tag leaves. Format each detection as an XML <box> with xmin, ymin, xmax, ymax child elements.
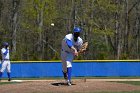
<box><xmin>0</xmin><ymin>0</ymin><xmax>139</xmax><ymax>60</ymax></box>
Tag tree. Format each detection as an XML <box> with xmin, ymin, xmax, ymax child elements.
<box><xmin>11</xmin><ymin>0</ymin><xmax>20</xmax><ymax>54</ymax></box>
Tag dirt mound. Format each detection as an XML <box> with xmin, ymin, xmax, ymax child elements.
<box><xmin>0</xmin><ymin>79</ymin><xmax>140</xmax><ymax>93</ymax></box>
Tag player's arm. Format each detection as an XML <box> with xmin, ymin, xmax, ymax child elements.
<box><xmin>66</xmin><ymin>39</ymin><xmax>78</xmax><ymax>56</ymax></box>
<box><xmin>2</xmin><ymin>49</ymin><xmax>8</xmax><ymax>55</ymax></box>
<box><xmin>78</xmin><ymin>40</ymin><xmax>83</xmax><ymax>51</ymax></box>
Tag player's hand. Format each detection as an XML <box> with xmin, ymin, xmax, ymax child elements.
<box><xmin>71</xmin><ymin>46</ymin><xmax>78</xmax><ymax>56</ymax></box>
<box><xmin>7</xmin><ymin>47</ymin><xmax>10</xmax><ymax>50</ymax></box>
<box><xmin>74</xmin><ymin>50</ymin><xmax>78</xmax><ymax>56</ymax></box>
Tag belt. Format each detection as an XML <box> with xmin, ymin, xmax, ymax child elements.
<box><xmin>3</xmin><ymin>59</ymin><xmax>10</xmax><ymax>61</ymax></box>
<box><xmin>62</xmin><ymin>49</ymin><xmax>70</xmax><ymax>53</ymax></box>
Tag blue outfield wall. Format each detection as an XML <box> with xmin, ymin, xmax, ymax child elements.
<box><xmin>1</xmin><ymin>61</ymin><xmax>140</xmax><ymax>78</ymax></box>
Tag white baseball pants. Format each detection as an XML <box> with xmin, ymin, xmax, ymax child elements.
<box><xmin>0</xmin><ymin>60</ymin><xmax>11</xmax><ymax>73</ymax></box>
<box><xmin>61</xmin><ymin>50</ymin><xmax>74</xmax><ymax>73</ymax></box>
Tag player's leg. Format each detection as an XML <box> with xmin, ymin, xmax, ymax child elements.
<box><xmin>6</xmin><ymin>61</ymin><xmax>11</xmax><ymax>81</ymax></box>
<box><xmin>0</xmin><ymin>71</ymin><xmax>2</xmax><ymax>81</ymax></box>
<box><xmin>67</xmin><ymin>67</ymin><xmax>72</xmax><ymax>83</ymax></box>
<box><xmin>62</xmin><ymin>61</ymin><xmax>68</xmax><ymax>80</ymax></box>
<box><xmin>66</xmin><ymin>53</ymin><xmax>74</xmax><ymax>86</ymax></box>
<box><xmin>61</xmin><ymin>51</ymin><xmax>68</xmax><ymax>80</ymax></box>
<box><xmin>0</xmin><ymin>61</ymin><xmax>7</xmax><ymax>80</ymax></box>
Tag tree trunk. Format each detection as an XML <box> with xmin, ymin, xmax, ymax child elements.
<box><xmin>124</xmin><ymin>0</ymin><xmax>129</xmax><ymax>58</ymax></box>
<box><xmin>12</xmin><ymin>0</ymin><xmax>20</xmax><ymax>52</ymax></box>
<box><xmin>135</xmin><ymin>4</ymin><xmax>140</xmax><ymax>59</ymax></box>
<box><xmin>0</xmin><ymin>0</ymin><xmax>3</xmax><ymax>19</ymax></box>
<box><xmin>114</xmin><ymin>0</ymin><xmax>121</xmax><ymax>59</ymax></box>
<box><xmin>34</xmin><ymin>0</ymin><xmax>44</xmax><ymax>60</ymax></box>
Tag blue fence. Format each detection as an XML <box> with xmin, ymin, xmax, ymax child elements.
<box><xmin>0</xmin><ymin>61</ymin><xmax>140</xmax><ymax>78</ymax></box>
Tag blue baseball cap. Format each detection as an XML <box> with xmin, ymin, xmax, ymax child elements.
<box><xmin>73</xmin><ymin>27</ymin><xmax>81</xmax><ymax>33</ymax></box>
<box><xmin>3</xmin><ymin>42</ymin><xmax>9</xmax><ymax>46</ymax></box>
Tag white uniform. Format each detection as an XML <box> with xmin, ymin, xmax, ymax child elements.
<box><xmin>61</xmin><ymin>33</ymin><xmax>83</xmax><ymax>73</ymax></box>
<box><xmin>0</xmin><ymin>48</ymin><xmax>11</xmax><ymax>73</ymax></box>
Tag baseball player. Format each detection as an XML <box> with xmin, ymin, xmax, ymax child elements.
<box><xmin>61</xmin><ymin>27</ymin><xmax>83</xmax><ymax>86</ymax></box>
<box><xmin>0</xmin><ymin>42</ymin><xmax>11</xmax><ymax>81</ymax></box>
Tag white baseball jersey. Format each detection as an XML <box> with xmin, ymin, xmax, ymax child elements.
<box><xmin>61</xmin><ymin>33</ymin><xmax>83</xmax><ymax>72</ymax></box>
<box><xmin>61</xmin><ymin>33</ymin><xmax>83</xmax><ymax>53</ymax></box>
<box><xmin>0</xmin><ymin>48</ymin><xmax>11</xmax><ymax>73</ymax></box>
<box><xmin>1</xmin><ymin>48</ymin><xmax>10</xmax><ymax>60</ymax></box>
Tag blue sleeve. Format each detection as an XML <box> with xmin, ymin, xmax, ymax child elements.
<box><xmin>66</xmin><ymin>39</ymin><xmax>73</xmax><ymax>48</ymax></box>
<box><xmin>4</xmin><ymin>49</ymin><xmax>8</xmax><ymax>55</ymax></box>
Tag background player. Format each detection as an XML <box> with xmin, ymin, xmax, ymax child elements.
<box><xmin>0</xmin><ymin>42</ymin><xmax>11</xmax><ymax>81</ymax></box>
<box><xmin>61</xmin><ymin>27</ymin><xmax>83</xmax><ymax>86</ymax></box>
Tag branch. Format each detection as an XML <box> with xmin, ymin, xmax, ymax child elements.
<box><xmin>128</xmin><ymin>1</ymin><xmax>140</xmax><ymax>14</ymax></box>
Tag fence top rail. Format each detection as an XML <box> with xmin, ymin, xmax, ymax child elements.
<box><xmin>10</xmin><ymin>60</ymin><xmax>140</xmax><ymax>63</ymax></box>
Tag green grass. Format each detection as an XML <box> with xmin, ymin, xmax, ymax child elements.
<box><xmin>0</xmin><ymin>82</ymin><xmax>21</xmax><ymax>85</ymax></box>
<box><xmin>25</xmin><ymin>91</ymin><xmax>140</xmax><ymax>93</ymax></box>
<box><xmin>93</xmin><ymin>91</ymin><xmax>140</xmax><ymax>93</ymax></box>
<box><xmin>114</xmin><ymin>81</ymin><xmax>140</xmax><ymax>86</ymax></box>
<box><xmin>77</xmin><ymin>76</ymin><xmax>140</xmax><ymax>79</ymax></box>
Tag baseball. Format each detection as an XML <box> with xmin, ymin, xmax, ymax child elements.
<box><xmin>51</xmin><ymin>23</ymin><xmax>54</xmax><ymax>26</ymax></box>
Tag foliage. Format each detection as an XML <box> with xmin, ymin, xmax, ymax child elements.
<box><xmin>0</xmin><ymin>0</ymin><xmax>139</xmax><ymax>60</ymax></box>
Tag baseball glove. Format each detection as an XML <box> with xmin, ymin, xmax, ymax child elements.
<box><xmin>78</xmin><ymin>42</ymin><xmax>88</xmax><ymax>53</ymax></box>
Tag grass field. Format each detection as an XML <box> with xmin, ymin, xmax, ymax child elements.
<box><xmin>94</xmin><ymin>91</ymin><xmax>140</xmax><ymax>93</ymax></box>
<box><xmin>114</xmin><ymin>81</ymin><xmax>140</xmax><ymax>86</ymax></box>
<box><xmin>0</xmin><ymin>82</ymin><xmax>21</xmax><ymax>85</ymax></box>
